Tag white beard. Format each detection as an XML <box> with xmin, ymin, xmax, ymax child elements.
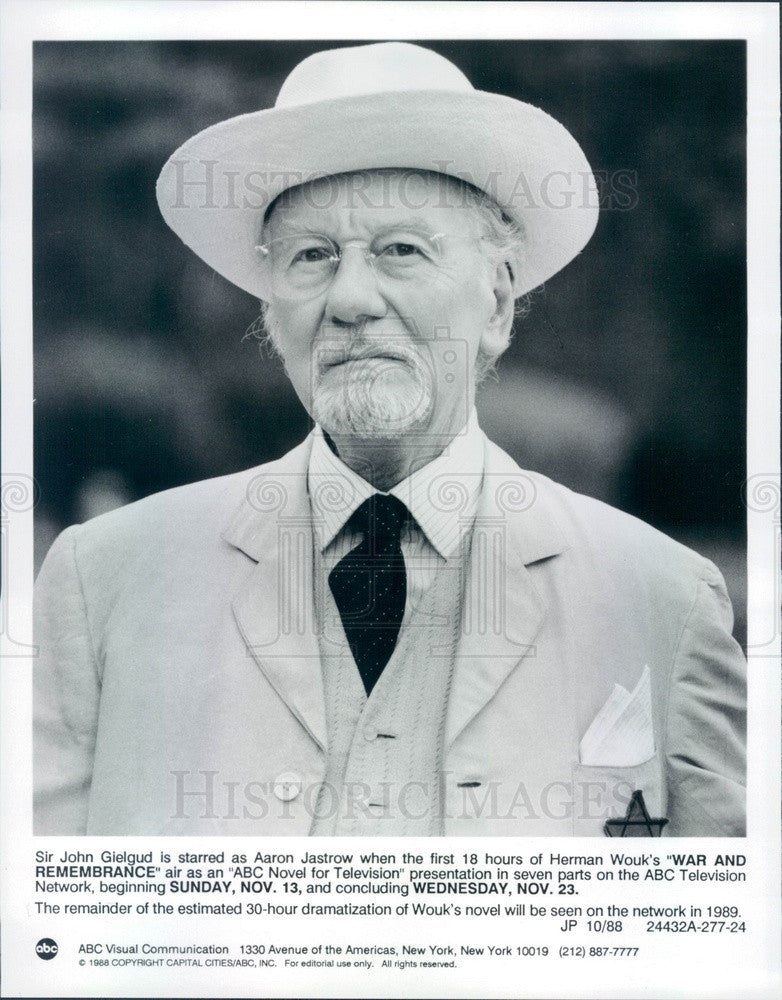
<box><xmin>311</xmin><ymin>350</ymin><xmax>434</xmax><ymax>440</ymax></box>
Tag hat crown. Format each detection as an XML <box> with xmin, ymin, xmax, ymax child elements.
<box><xmin>275</xmin><ymin>41</ymin><xmax>473</xmax><ymax>108</ymax></box>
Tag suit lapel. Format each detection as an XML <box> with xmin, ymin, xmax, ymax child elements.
<box><xmin>222</xmin><ymin>438</ymin><xmax>328</xmax><ymax>750</ymax></box>
<box><xmin>446</xmin><ymin>440</ymin><xmax>569</xmax><ymax>745</ymax></box>
<box><xmin>221</xmin><ymin>435</ymin><xmax>569</xmax><ymax>752</ymax></box>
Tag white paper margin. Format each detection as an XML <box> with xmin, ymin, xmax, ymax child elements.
<box><xmin>1</xmin><ymin>3</ymin><xmax>779</xmax><ymax>998</ymax></box>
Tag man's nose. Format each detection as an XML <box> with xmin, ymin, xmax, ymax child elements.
<box><xmin>323</xmin><ymin>245</ymin><xmax>387</xmax><ymax>325</ymax></box>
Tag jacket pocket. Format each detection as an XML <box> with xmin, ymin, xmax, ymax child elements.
<box><xmin>570</xmin><ymin>754</ymin><xmax>664</xmax><ymax>836</ymax></box>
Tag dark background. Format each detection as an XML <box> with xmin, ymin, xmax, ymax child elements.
<box><xmin>33</xmin><ymin>40</ymin><xmax>747</xmax><ymax>642</ymax></box>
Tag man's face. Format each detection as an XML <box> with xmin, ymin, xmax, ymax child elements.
<box><xmin>262</xmin><ymin>170</ymin><xmax>507</xmax><ymax>444</ymax></box>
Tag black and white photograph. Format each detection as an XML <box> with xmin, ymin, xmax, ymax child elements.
<box><xmin>1</xmin><ymin>3</ymin><xmax>779</xmax><ymax>999</ymax></box>
<box><xmin>32</xmin><ymin>36</ymin><xmax>747</xmax><ymax>837</ymax></box>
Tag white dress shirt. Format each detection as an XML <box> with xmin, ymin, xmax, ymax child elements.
<box><xmin>307</xmin><ymin>410</ymin><xmax>485</xmax><ymax>615</ymax></box>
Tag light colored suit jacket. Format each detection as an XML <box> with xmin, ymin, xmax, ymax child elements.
<box><xmin>34</xmin><ymin>434</ymin><xmax>746</xmax><ymax>836</ymax></box>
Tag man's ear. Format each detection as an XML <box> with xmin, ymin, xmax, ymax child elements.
<box><xmin>479</xmin><ymin>261</ymin><xmax>515</xmax><ymax>360</ymax></box>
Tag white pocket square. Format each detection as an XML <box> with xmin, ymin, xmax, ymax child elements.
<box><xmin>580</xmin><ymin>665</ymin><xmax>654</xmax><ymax>767</ymax></box>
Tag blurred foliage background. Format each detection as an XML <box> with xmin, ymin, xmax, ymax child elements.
<box><xmin>33</xmin><ymin>40</ymin><xmax>746</xmax><ymax>642</ymax></box>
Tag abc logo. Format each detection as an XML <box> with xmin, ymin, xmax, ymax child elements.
<box><xmin>35</xmin><ymin>938</ymin><xmax>58</xmax><ymax>960</ymax></box>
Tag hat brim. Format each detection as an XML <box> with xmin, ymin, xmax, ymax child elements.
<box><xmin>156</xmin><ymin>89</ymin><xmax>598</xmax><ymax>299</ymax></box>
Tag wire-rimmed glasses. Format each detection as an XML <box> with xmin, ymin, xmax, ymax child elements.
<box><xmin>255</xmin><ymin>229</ymin><xmax>482</xmax><ymax>301</ymax></box>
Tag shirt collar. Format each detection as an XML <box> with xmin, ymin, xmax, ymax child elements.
<box><xmin>308</xmin><ymin>409</ymin><xmax>484</xmax><ymax>559</ymax></box>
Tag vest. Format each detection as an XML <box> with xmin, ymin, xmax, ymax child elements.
<box><xmin>309</xmin><ymin>540</ymin><xmax>468</xmax><ymax>836</ymax></box>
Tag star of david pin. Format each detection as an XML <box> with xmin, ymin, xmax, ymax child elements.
<box><xmin>604</xmin><ymin>790</ymin><xmax>668</xmax><ymax>837</ymax></box>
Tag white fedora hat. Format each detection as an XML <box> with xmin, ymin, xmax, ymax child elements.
<box><xmin>156</xmin><ymin>42</ymin><xmax>599</xmax><ymax>299</ymax></box>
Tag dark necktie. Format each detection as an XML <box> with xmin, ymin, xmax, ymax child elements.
<box><xmin>328</xmin><ymin>493</ymin><xmax>408</xmax><ymax>695</ymax></box>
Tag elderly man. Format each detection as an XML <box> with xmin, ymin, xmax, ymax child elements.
<box><xmin>34</xmin><ymin>42</ymin><xmax>745</xmax><ymax>836</ymax></box>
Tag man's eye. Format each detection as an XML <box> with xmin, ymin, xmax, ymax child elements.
<box><xmin>379</xmin><ymin>242</ymin><xmax>422</xmax><ymax>258</ymax></box>
<box><xmin>291</xmin><ymin>246</ymin><xmax>332</xmax><ymax>264</ymax></box>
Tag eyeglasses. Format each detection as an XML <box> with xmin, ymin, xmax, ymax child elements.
<box><xmin>255</xmin><ymin>228</ymin><xmax>483</xmax><ymax>301</ymax></box>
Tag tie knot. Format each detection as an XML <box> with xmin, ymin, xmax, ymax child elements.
<box><xmin>353</xmin><ymin>493</ymin><xmax>408</xmax><ymax>548</ymax></box>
